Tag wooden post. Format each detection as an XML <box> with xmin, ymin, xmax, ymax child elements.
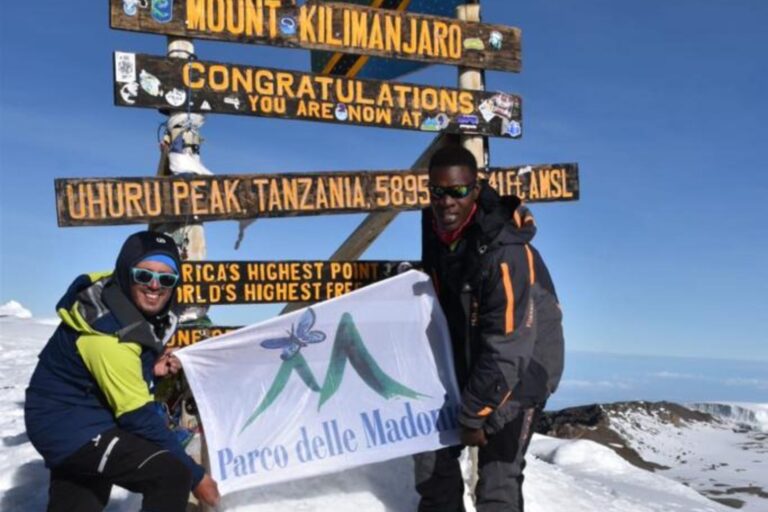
<box><xmin>457</xmin><ymin>0</ymin><xmax>485</xmax><ymax>500</ymax></box>
<box><xmin>457</xmin><ymin>2</ymin><xmax>487</xmax><ymax>169</ymax></box>
<box><xmin>154</xmin><ymin>38</ymin><xmax>208</xmax><ymax>271</ymax></box>
<box><xmin>157</xmin><ymin>37</ymin><xmax>212</xmax><ymax>512</ymax></box>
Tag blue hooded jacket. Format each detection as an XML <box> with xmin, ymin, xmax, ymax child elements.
<box><xmin>24</xmin><ymin>232</ymin><xmax>205</xmax><ymax>487</ymax></box>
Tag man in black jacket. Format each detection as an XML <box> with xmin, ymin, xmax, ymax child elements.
<box><xmin>415</xmin><ymin>146</ymin><xmax>564</xmax><ymax>512</ymax></box>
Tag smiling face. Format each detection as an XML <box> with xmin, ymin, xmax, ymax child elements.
<box><xmin>429</xmin><ymin>164</ymin><xmax>480</xmax><ymax>232</ymax></box>
<box><xmin>129</xmin><ymin>260</ymin><xmax>175</xmax><ymax>316</ymax></box>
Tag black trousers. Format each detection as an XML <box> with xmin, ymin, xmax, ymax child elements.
<box><xmin>414</xmin><ymin>404</ymin><xmax>541</xmax><ymax>512</ymax></box>
<box><xmin>47</xmin><ymin>428</ymin><xmax>191</xmax><ymax>512</ymax></box>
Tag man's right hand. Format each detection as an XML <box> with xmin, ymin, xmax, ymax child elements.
<box><xmin>193</xmin><ymin>473</ymin><xmax>220</xmax><ymax>507</ymax></box>
<box><xmin>460</xmin><ymin>426</ymin><xmax>488</xmax><ymax>447</ymax></box>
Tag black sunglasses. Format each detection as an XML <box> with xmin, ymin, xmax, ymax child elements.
<box><xmin>131</xmin><ymin>268</ymin><xmax>179</xmax><ymax>288</ymax></box>
<box><xmin>428</xmin><ymin>182</ymin><xmax>477</xmax><ymax>199</ymax></box>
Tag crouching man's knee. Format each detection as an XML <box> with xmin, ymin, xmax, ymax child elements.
<box><xmin>139</xmin><ymin>451</ymin><xmax>193</xmax><ymax>512</ymax></box>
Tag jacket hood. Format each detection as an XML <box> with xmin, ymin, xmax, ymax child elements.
<box><xmin>474</xmin><ymin>181</ymin><xmax>537</xmax><ymax>247</ymax></box>
<box><xmin>114</xmin><ymin>231</ymin><xmax>182</xmax><ymax>317</ymax></box>
<box><xmin>422</xmin><ymin>181</ymin><xmax>538</xmax><ymax>249</ymax></box>
<box><xmin>56</xmin><ymin>271</ymin><xmax>113</xmax><ymax>335</ymax></box>
<box><xmin>56</xmin><ymin>271</ymin><xmax>175</xmax><ymax>353</ymax></box>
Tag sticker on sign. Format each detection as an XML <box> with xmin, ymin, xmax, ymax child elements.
<box><xmin>114</xmin><ymin>52</ymin><xmax>137</xmax><ymax>83</ymax></box>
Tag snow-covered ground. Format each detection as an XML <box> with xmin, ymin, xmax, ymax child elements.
<box><xmin>0</xmin><ymin>308</ymin><xmax>757</xmax><ymax>512</ymax></box>
<box><xmin>608</xmin><ymin>402</ymin><xmax>767</xmax><ymax>511</ymax></box>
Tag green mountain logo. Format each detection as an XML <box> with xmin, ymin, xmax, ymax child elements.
<box><xmin>240</xmin><ymin>311</ymin><xmax>428</xmax><ymax>434</ymax></box>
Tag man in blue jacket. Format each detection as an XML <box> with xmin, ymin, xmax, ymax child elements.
<box><xmin>25</xmin><ymin>231</ymin><xmax>219</xmax><ymax>511</ymax></box>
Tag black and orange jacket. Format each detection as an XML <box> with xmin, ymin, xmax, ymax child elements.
<box><xmin>422</xmin><ymin>182</ymin><xmax>564</xmax><ymax>430</ymax></box>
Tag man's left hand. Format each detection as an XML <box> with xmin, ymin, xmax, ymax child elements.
<box><xmin>153</xmin><ymin>350</ymin><xmax>181</xmax><ymax>377</ymax></box>
<box><xmin>460</xmin><ymin>426</ymin><xmax>488</xmax><ymax>447</ymax></box>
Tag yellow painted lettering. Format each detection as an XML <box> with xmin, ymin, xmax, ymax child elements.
<box><xmin>350</xmin><ymin>10</ymin><xmax>367</xmax><ymax>48</ymax></box>
<box><xmin>255</xmin><ymin>69</ymin><xmax>275</xmax><ymax>95</ymax></box>
<box><xmin>208</xmin><ymin>64</ymin><xmax>230</xmax><ymax>92</ymax></box>
<box><xmin>66</xmin><ymin>184</ymin><xmax>87</xmax><ymax>220</ymax></box>
<box><xmin>296</xmin><ymin>75</ymin><xmax>316</xmax><ymax>100</ymax></box>
<box><xmin>281</xmin><ymin>178</ymin><xmax>298</xmax><ymax>210</ymax></box>
<box><xmin>355</xmin><ymin>81</ymin><xmax>374</xmax><ymax>105</ymax></box>
<box><xmin>342</xmin><ymin>8</ymin><xmax>351</xmax><ymax>46</ymax></box>
<box><xmin>376</xmin><ymin>84</ymin><xmax>394</xmax><ymax>108</ymax></box>
<box><xmin>186</xmin><ymin>0</ymin><xmax>206</xmax><ymax>30</ymax></box>
<box><xmin>245</xmin><ymin>0</ymin><xmax>265</xmax><ymax>37</ymax></box>
<box><xmin>232</xmin><ymin>67</ymin><xmax>252</xmax><ymax>93</ymax></box>
<box><xmin>315</xmin><ymin>179</ymin><xmax>328</xmax><ymax>209</ymax></box>
<box><xmin>448</xmin><ymin>24</ymin><xmax>462</xmax><ymax>59</ymax></box>
<box><xmin>268</xmin><ymin>179</ymin><xmax>283</xmax><ymax>211</ymax></box>
<box><xmin>172</xmin><ymin>181</ymin><xmax>190</xmax><ymax>215</ymax></box>
<box><xmin>226</xmin><ymin>0</ymin><xmax>245</xmax><ymax>35</ymax></box>
<box><xmin>145</xmin><ymin>182</ymin><xmax>161</xmax><ymax>216</ymax></box>
<box><xmin>274</xmin><ymin>72</ymin><xmax>294</xmax><ymax>98</ymax></box>
<box><xmin>299</xmin><ymin>4</ymin><xmax>317</xmax><ymax>43</ymax></box>
<box><xmin>190</xmin><ymin>180</ymin><xmax>207</xmax><ymax>215</ymax></box>
<box><xmin>417</xmin><ymin>20</ymin><xmax>433</xmax><ymax>55</ymax></box>
<box><xmin>335</xmin><ymin>79</ymin><xmax>355</xmax><ymax>103</ymax></box>
<box><xmin>402</xmin><ymin>17</ymin><xmax>417</xmax><ymax>54</ymax></box>
<box><xmin>224</xmin><ymin>178</ymin><xmax>241</xmax><ymax>212</ymax></box>
<box><xmin>251</xmin><ymin>178</ymin><xmax>269</xmax><ymax>212</ymax></box>
<box><xmin>439</xmin><ymin>89</ymin><xmax>458</xmax><ymax>113</ymax></box>
<box><xmin>326</xmin><ymin>6</ymin><xmax>341</xmax><ymax>46</ymax></box>
<box><xmin>368</xmin><ymin>14</ymin><xmax>384</xmax><ymax>51</ymax></box>
<box><xmin>207</xmin><ymin>0</ymin><xmax>225</xmax><ymax>33</ymax></box>
<box><xmin>528</xmin><ymin>173</ymin><xmax>539</xmax><ymax>200</ymax></box>
<box><xmin>299</xmin><ymin>178</ymin><xmax>312</xmax><ymax>210</ymax></box>
<box><xmin>433</xmin><ymin>21</ymin><xmax>448</xmax><ymax>58</ymax></box>
<box><xmin>384</xmin><ymin>14</ymin><xmax>401</xmax><ymax>53</ymax></box>
<box><xmin>265</xmin><ymin>0</ymin><xmax>280</xmax><ymax>38</ymax></box>
<box><xmin>458</xmin><ymin>92</ymin><xmax>475</xmax><ymax>114</ymax></box>
<box><xmin>183</xmin><ymin>62</ymin><xmax>206</xmax><ymax>89</ymax></box>
<box><xmin>421</xmin><ymin>88</ymin><xmax>438</xmax><ymax>111</ymax></box>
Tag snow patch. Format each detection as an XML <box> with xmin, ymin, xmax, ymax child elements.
<box><xmin>689</xmin><ymin>402</ymin><xmax>768</xmax><ymax>433</ymax></box>
<box><xmin>533</xmin><ymin>437</ymin><xmax>631</xmax><ymax>473</ymax></box>
<box><xmin>608</xmin><ymin>402</ymin><xmax>768</xmax><ymax>512</ymax></box>
<box><xmin>0</xmin><ymin>301</ymin><xmax>31</xmax><ymax>319</ymax></box>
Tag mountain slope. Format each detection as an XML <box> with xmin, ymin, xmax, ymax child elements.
<box><xmin>538</xmin><ymin>401</ymin><xmax>768</xmax><ymax>511</ymax></box>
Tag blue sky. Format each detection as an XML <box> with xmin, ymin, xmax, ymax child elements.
<box><xmin>1</xmin><ymin>0</ymin><xmax>767</xmax><ymax>373</ymax></box>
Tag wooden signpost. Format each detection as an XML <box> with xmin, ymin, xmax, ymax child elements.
<box><xmin>52</xmin><ymin>4</ymin><xmax>580</xmax><ymax>506</ymax></box>
<box><xmin>114</xmin><ymin>52</ymin><xmax>522</xmax><ymax>137</ymax></box>
<box><xmin>110</xmin><ymin>0</ymin><xmax>521</xmax><ymax>72</ymax></box>
<box><xmin>55</xmin><ymin>164</ymin><xmax>579</xmax><ymax>226</ymax></box>
<box><xmin>175</xmin><ymin>259</ymin><xmax>416</xmax><ymax>305</ymax></box>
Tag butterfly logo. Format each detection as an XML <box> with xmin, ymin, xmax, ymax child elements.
<box><xmin>260</xmin><ymin>308</ymin><xmax>326</xmax><ymax>361</ymax></box>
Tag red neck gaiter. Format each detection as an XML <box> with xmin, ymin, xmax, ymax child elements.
<box><xmin>433</xmin><ymin>204</ymin><xmax>478</xmax><ymax>246</ymax></box>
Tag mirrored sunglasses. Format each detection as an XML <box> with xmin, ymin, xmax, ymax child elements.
<box><xmin>131</xmin><ymin>268</ymin><xmax>179</xmax><ymax>288</ymax></box>
<box><xmin>428</xmin><ymin>182</ymin><xmax>477</xmax><ymax>199</ymax></box>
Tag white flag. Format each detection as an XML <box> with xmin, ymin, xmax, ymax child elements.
<box><xmin>176</xmin><ymin>270</ymin><xmax>461</xmax><ymax>495</ymax></box>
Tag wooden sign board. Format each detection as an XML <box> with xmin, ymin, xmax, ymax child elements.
<box><xmin>110</xmin><ymin>0</ymin><xmax>521</xmax><ymax>72</ymax></box>
<box><xmin>167</xmin><ymin>325</ymin><xmax>241</xmax><ymax>348</ymax></box>
<box><xmin>113</xmin><ymin>52</ymin><xmax>523</xmax><ymax>137</ymax></box>
<box><xmin>311</xmin><ymin>0</ymin><xmax>467</xmax><ymax>80</ymax></box>
<box><xmin>55</xmin><ymin>164</ymin><xmax>579</xmax><ymax>226</ymax></box>
<box><xmin>175</xmin><ymin>260</ymin><xmax>417</xmax><ymax>305</ymax></box>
